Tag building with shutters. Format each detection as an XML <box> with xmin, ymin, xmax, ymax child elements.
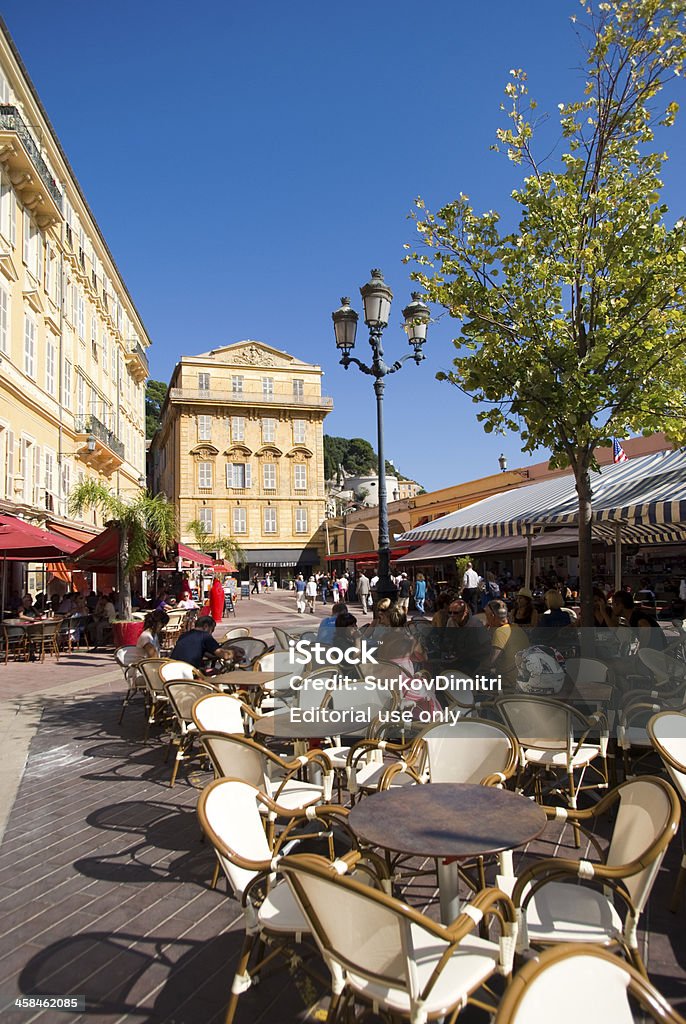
<box><xmin>0</xmin><ymin>18</ymin><xmax>149</xmax><ymax>549</ymax></box>
<box><xmin>150</xmin><ymin>341</ymin><xmax>333</xmax><ymax>582</ymax></box>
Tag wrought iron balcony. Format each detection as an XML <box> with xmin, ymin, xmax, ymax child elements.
<box><xmin>168</xmin><ymin>387</ymin><xmax>334</xmax><ymax>410</ymax></box>
<box><xmin>75</xmin><ymin>415</ymin><xmax>125</xmax><ymax>460</ymax></box>
<box><xmin>0</xmin><ymin>106</ymin><xmax>62</xmax><ymax>225</ymax></box>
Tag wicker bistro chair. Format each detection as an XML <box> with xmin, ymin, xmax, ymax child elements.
<box><xmin>197</xmin><ymin>777</ymin><xmax>377</xmax><ymax>1024</ymax></box>
<box><xmin>115</xmin><ymin>645</ymin><xmax>146</xmax><ymax>724</ymax></box>
<box><xmin>162</xmin><ymin>680</ymin><xmax>221</xmax><ymax>786</ymax></box>
<box><xmin>647</xmin><ymin>710</ymin><xmax>686</xmax><ymax>910</ymax></box>
<box><xmin>506</xmin><ymin>776</ymin><xmax>680</xmax><ymax>974</ymax></box>
<box><xmin>280</xmin><ymin>852</ymin><xmax>517</xmax><ymax>1024</ymax></box>
<box><xmin>224</xmin><ymin>636</ymin><xmax>269</xmax><ymax>669</ymax></box>
<box><xmin>493</xmin><ymin>944</ymin><xmax>686</xmax><ymax>1024</ymax></box>
<box><xmin>134</xmin><ymin>658</ymin><xmax>178</xmax><ymax>740</ymax></box>
<box><xmin>388</xmin><ymin>717</ymin><xmax>520</xmax><ymax>790</ymax></box>
<box><xmin>1</xmin><ymin>624</ymin><xmax>27</xmax><ymax>664</ymax></box>
<box><xmin>24</xmin><ymin>620</ymin><xmax>61</xmax><ymax>662</ymax></box>
<box><xmin>494</xmin><ymin>695</ymin><xmax>609</xmax><ymax>845</ymax></box>
<box><xmin>222</xmin><ymin>626</ymin><xmax>251</xmax><ymax>641</ymax></box>
<box><xmin>197</xmin><ymin>731</ymin><xmax>334</xmax><ymax>824</ymax></box>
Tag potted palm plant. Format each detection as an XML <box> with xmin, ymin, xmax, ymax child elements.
<box><xmin>69</xmin><ymin>481</ymin><xmax>177</xmax><ymax>645</ymax></box>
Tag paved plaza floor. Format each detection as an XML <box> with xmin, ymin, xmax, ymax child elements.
<box><xmin>0</xmin><ymin>590</ymin><xmax>685</xmax><ymax>1023</ymax></box>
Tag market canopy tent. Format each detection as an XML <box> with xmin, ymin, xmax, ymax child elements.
<box><xmin>398</xmin><ymin>449</ymin><xmax>686</xmax><ymax>546</ymax></box>
<box><xmin>396</xmin><ymin>530</ymin><xmax>581</xmax><ymax>562</ymax></box>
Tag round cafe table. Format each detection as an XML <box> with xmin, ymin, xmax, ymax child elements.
<box><xmin>349</xmin><ymin>783</ymin><xmax>547</xmax><ymax>923</ymax></box>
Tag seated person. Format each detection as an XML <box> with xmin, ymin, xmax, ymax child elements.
<box><xmin>484</xmin><ymin>599</ymin><xmax>530</xmax><ymax>689</ymax></box>
<box><xmin>89</xmin><ymin>595</ymin><xmax>117</xmax><ymax>648</ymax></box>
<box><xmin>441</xmin><ymin>598</ymin><xmax>491</xmax><ymax>675</ymax></box>
<box><xmin>17</xmin><ymin>594</ymin><xmax>39</xmax><ymax>619</ymax></box>
<box><xmin>133</xmin><ymin>610</ymin><xmax>170</xmax><ymax>661</ymax></box>
<box><xmin>539</xmin><ymin>589</ymin><xmax>577</xmax><ymax>627</ymax></box>
<box><xmin>317</xmin><ymin>601</ymin><xmax>348</xmax><ymax>645</ymax></box>
<box><xmin>612</xmin><ymin>591</ymin><xmax>665</xmax><ymax>651</ymax></box>
<box><xmin>170</xmin><ymin>615</ymin><xmax>242</xmax><ymax>671</ymax></box>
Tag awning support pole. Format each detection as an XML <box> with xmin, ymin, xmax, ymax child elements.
<box><xmin>524</xmin><ymin>534</ymin><xmax>533</xmax><ymax>590</ymax></box>
<box><xmin>614</xmin><ymin>522</ymin><xmax>622</xmax><ymax>593</ymax></box>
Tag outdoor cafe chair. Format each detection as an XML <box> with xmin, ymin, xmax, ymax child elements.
<box><xmin>273</xmin><ymin>625</ymin><xmax>298</xmax><ymax>651</ymax></box>
<box><xmin>222</xmin><ymin>625</ymin><xmax>251</xmax><ymax>641</ymax></box>
<box><xmin>224</xmin><ymin>636</ymin><xmax>269</xmax><ymax>668</ymax></box>
<box><xmin>24</xmin><ymin>619</ymin><xmax>61</xmax><ymax>662</ymax></box>
<box><xmin>506</xmin><ymin>775</ymin><xmax>680</xmax><ymax>975</ymax></box>
<box><xmin>135</xmin><ymin>658</ymin><xmax>178</xmax><ymax>740</ymax></box>
<box><xmin>279</xmin><ymin>851</ymin><xmax>517</xmax><ymax>1024</ymax></box>
<box><xmin>162</xmin><ymin>679</ymin><xmax>220</xmax><ymax>786</ymax></box>
<box><xmin>494</xmin><ymin>944</ymin><xmax>686</xmax><ymax>1024</ymax></box>
<box><xmin>401</xmin><ymin>717</ymin><xmax>520</xmax><ymax>788</ymax></box>
<box><xmin>1</xmin><ymin>624</ymin><xmax>26</xmax><ymax>664</ymax></box>
<box><xmin>494</xmin><ymin>695</ymin><xmax>609</xmax><ymax>844</ymax></box>
<box><xmin>196</xmin><ymin>777</ymin><xmax>369</xmax><ymax>1024</ymax></box>
<box><xmin>115</xmin><ymin>645</ymin><xmax>146</xmax><ymax>724</ymax></box>
<box><xmin>195</xmin><ymin>730</ymin><xmax>334</xmax><ymax>845</ymax></box>
<box><xmin>648</xmin><ymin>710</ymin><xmax>686</xmax><ymax>910</ymax></box>
<box><xmin>191</xmin><ymin>690</ymin><xmax>262</xmax><ymax>737</ymax></box>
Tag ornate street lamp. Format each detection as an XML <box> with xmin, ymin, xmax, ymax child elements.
<box><xmin>332</xmin><ymin>270</ymin><xmax>429</xmax><ymax>602</ymax></box>
<box><xmin>498</xmin><ymin>453</ymin><xmax>508</xmax><ymax>473</ymax></box>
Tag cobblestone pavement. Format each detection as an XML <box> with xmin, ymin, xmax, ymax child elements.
<box><xmin>0</xmin><ymin>590</ymin><xmax>685</xmax><ymax>1022</ymax></box>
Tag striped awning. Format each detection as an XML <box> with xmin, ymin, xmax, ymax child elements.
<box><xmin>398</xmin><ymin>449</ymin><xmax>686</xmax><ymax>544</ymax></box>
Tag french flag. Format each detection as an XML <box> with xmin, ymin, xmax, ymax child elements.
<box><xmin>612</xmin><ymin>438</ymin><xmax>628</xmax><ymax>464</ymax></box>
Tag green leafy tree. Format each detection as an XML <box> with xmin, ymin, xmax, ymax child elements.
<box><xmin>69</xmin><ymin>482</ymin><xmax>177</xmax><ymax>619</ymax></box>
<box><xmin>345</xmin><ymin>438</ymin><xmax>378</xmax><ymax>475</ymax></box>
<box><xmin>186</xmin><ymin>519</ymin><xmax>245</xmax><ymax>566</ymax></box>
<box><xmin>145</xmin><ymin>380</ymin><xmax>168</xmax><ymax>439</ymax></box>
<box><xmin>406</xmin><ymin>0</ymin><xmax>686</xmax><ymax>624</ymax></box>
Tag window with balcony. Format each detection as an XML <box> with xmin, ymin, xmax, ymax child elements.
<box><xmin>262</xmin><ymin>417</ymin><xmax>276</xmax><ymax>442</ymax></box>
<box><xmin>102</xmin><ymin>332</ymin><xmax>109</xmax><ymax>374</ymax></box>
<box><xmin>0</xmin><ymin>282</ymin><xmax>9</xmax><ymax>354</ymax></box>
<box><xmin>199</xmin><ymin>507</ymin><xmax>213</xmax><ymax>533</ymax></box>
<box><xmin>263</xmin><ymin>508</ymin><xmax>277</xmax><ymax>534</ymax></box>
<box><xmin>44</xmin><ymin>450</ymin><xmax>54</xmax><ymax>505</ymax></box>
<box><xmin>293</xmin><ymin>379</ymin><xmax>304</xmax><ymax>400</ymax></box>
<box><xmin>263</xmin><ymin>463</ymin><xmax>277</xmax><ymax>489</ymax></box>
<box><xmin>4</xmin><ymin>428</ymin><xmax>14</xmax><ymax>500</ymax></box>
<box><xmin>232</xmin><ymin>375</ymin><xmax>244</xmax><ymax>394</ymax></box>
<box><xmin>293</xmin><ymin>419</ymin><xmax>306</xmax><ymax>444</ymax></box>
<box><xmin>23</xmin><ymin>314</ymin><xmax>36</xmax><ymax>378</ymax></box>
<box><xmin>231</xmin><ymin>416</ymin><xmax>245</xmax><ymax>441</ymax></box>
<box><xmin>293</xmin><ymin>464</ymin><xmax>307</xmax><ymax>491</ymax></box>
<box><xmin>262</xmin><ymin>376</ymin><xmax>274</xmax><ymax>396</ymax></box>
<box><xmin>227</xmin><ymin>462</ymin><xmax>251</xmax><ymax>488</ymax></box>
<box><xmin>198</xmin><ymin>462</ymin><xmax>213</xmax><ymax>489</ymax></box>
<box><xmin>198</xmin><ymin>415</ymin><xmax>212</xmax><ymax>441</ymax></box>
<box><xmin>77</xmin><ymin>375</ymin><xmax>85</xmax><ymax>417</ymax></box>
<box><xmin>233</xmin><ymin>507</ymin><xmax>247</xmax><ymax>533</ymax></box>
<box><xmin>295</xmin><ymin>508</ymin><xmax>308</xmax><ymax>534</ymax></box>
<box><xmin>198</xmin><ymin>372</ymin><xmax>210</xmax><ymax>392</ymax></box>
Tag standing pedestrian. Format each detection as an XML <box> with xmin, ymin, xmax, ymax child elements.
<box><xmin>319</xmin><ymin>573</ymin><xmax>330</xmax><ymax>605</ymax></box>
<box><xmin>294</xmin><ymin>573</ymin><xmax>306</xmax><ymax>614</ymax></box>
<box><xmin>414</xmin><ymin>573</ymin><xmax>427</xmax><ymax>614</ymax></box>
<box><xmin>305</xmin><ymin>575</ymin><xmax>317</xmax><ymax>614</ymax></box>
<box><xmin>357</xmin><ymin>571</ymin><xmax>371</xmax><ymax>615</ymax></box>
<box><xmin>338</xmin><ymin>573</ymin><xmax>348</xmax><ymax>602</ymax></box>
<box><xmin>251</xmin><ymin>573</ymin><xmax>260</xmax><ymax>594</ymax></box>
<box><xmin>397</xmin><ymin>572</ymin><xmax>411</xmax><ymax>614</ymax></box>
<box><xmin>461</xmin><ymin>561</ymin><xmax>481</xmax><ymax>614</ymax></box>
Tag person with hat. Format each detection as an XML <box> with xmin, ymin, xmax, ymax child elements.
<box><xmin>512</xmin><ymin>588</ymin><xmax>538</xmax><ymax>627</ymax></box>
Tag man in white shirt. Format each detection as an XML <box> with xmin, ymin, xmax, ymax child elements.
<box><xmin>461</xmin><ymin>562</ymin><xmax>481</xmax><ymax>614</ymax></box>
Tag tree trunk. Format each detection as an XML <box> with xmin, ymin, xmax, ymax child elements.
<box><xmin>576</xmin><ymin>465</ymin><xmax>594</xmax><ymax>627</ymax></box>
<box><xmin>119</xmin><ymin>526</ymin><xmax>133</xmax><ymax>620</ymax></box>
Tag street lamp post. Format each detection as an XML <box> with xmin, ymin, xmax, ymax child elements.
<box><xmin>332</xmin><ymin>270</ymin><xmax>429</xmax><ymax>603</ymax></box>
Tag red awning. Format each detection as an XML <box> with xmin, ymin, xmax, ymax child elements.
<box><xmin>176</xmin><ymin>542</ymin><xmax>214</xmax><ymax>567</ymax></box>
<box><xmin>71</xmin><ymin>525</ymin><xmax>121</xmax><ymax>571</ymax></box>
<box><xmin>0</xmin><ymin>514</ymin><xmax>82</xmax><ymax>560</ymax></box>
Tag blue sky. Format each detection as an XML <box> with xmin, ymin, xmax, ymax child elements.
<box><xmin>4</xmin><ymin>1</ymin><xmax>685</xmax><ymax>491</ymax></box>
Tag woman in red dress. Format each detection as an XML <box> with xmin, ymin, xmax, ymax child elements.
<box><xmin>209</xmin><ymin>576</ymin><xmax>224</xmax><ymax>623</ymax></box>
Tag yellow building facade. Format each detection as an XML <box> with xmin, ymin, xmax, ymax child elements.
<box><xmin>151</xmin><ymin>342</ymin><xmax>332</xmax><ymax>581</ymax></box>
<box><xmin>0</xmin><ymin>20</ymin><xmax>149</xmax><ymax>537</ymax></box>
